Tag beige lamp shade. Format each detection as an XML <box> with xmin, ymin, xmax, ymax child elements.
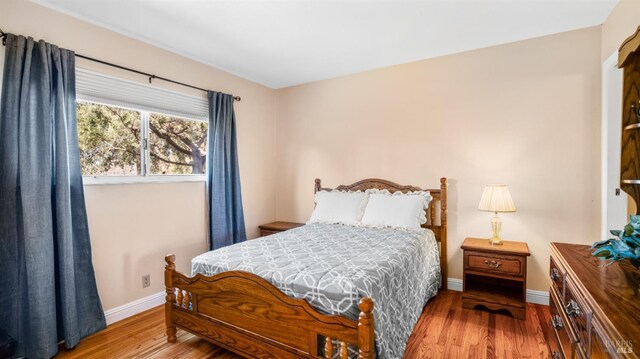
<box><xmin>478</xmin><ymin>185</ymin><xmax>516</xmax><ymax>213</ymax></box>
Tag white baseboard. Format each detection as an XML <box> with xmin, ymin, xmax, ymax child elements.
<box><xmin>104</xmin><ymin>291</ymin><xmax>165</xmax><ymax>325</ymax></box>
<box><xmin>447</xmin><ymin>278</ymin><xmax>464</xmax><ymax>291</ymax></box>
<box><xmin>447</xmin><ymin>278</ymin><xmax>549</xmax><ymax>306</ymax></box>
<box><xmin>525</xmin><ymin>289</ymin><xmax>549</xmax><ymax>305</ymax></box>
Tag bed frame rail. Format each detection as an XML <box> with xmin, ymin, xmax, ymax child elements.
<box><xmin>165</xmin><ymin>255</ymin><xmax>374</xmax><ymax>358</ymax></box>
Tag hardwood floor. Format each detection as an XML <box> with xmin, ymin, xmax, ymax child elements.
<box><xmin>55</xmin><ymin>291</ymin><xmax>550</xmax><ymax>359</ymax></box>
<box><xmin>403</xmin><ymin>291</ymin><xmax>551</xmax><ymax>358</ymax></box>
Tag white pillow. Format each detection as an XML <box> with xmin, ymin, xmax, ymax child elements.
<box><xmin>308</xmin><ymin>191</ymin><xmax>368</xmax><ymax>226</ymax></box>
<box><xmin>361</xmin><ymin>190</ymin><xmax>432</xmax><ymax>230</ymax></box>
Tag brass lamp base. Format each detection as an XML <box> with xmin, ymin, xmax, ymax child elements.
<box><xmin>488</xmin><ymin>236</ymin><xmax>504</xmax><ymax>246</ymax></box>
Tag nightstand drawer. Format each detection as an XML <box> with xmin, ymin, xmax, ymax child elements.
<box><xmin>257</xmin><ymin>222</ymin><xmax>304</xmax><ymax>239</ymax></box>
<box><xmin>260</xmin><ymin>230</ymin><xmax>278</xmax><ymax>237</ymax></box>
<box><xmin>465</xmin><ymin>251</ymin><xmax>524</xmax><ymax>276</ymax></box>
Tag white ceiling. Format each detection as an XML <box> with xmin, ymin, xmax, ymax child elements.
<box><xmin>32</xmin><ymin>0</ymin><xmax>617</xmax><ymax>89</ymax></box>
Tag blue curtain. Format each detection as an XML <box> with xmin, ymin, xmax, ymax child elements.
<box><xmin>207</xmin><ymin>91</ymin><xmax>246</xmax><ymax>249</ymax></box>
<box><xmin>0</xmin><ymin>34</ymin><xmax>106</xmax><ymax>358</ymax></box>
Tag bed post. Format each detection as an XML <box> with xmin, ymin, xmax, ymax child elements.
<box><xmin>357</xmin><ymin>298</ymin><xmax>375</xmax><ymax>359</ymax></box>
<box><xmin>165</xmin><ymin>254</ymin><xmax>177</xmax><ymax>342</ymax></box>
<box><xmin>440</xmin><ymin>177</ymin><xmax>448</xmax><ymax>291</ymax></box>
<box><xmin>315</xmin><ymin>178</ymin><xmax>322</xmax><ymax>193</ymax></box>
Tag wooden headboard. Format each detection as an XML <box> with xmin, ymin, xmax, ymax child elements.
<box><xmin>314</xmin><ymin>177</ymin><xmax>448</xmax><ymax>290</ymax></box>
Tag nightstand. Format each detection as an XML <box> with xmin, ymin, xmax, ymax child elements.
<box><xmin>257</xmin><ymin>221</ymin><xmax>304</xmax><ymax>237</ymax></box>
<box><xmin>461</xmin><ymin>237</ymin><xmax>530</xmax><ymax>319</ymax></box>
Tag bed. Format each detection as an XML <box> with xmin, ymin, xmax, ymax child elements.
<box><xmin>164</xmin><ymin>178</ymin><xmax>448</xmax><ymax>359</ymax></box>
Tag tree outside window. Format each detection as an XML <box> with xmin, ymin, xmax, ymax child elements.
<box><xmin>77</xmin><ymin>102</ymin><xmax>208</xmax><ymax>176</ymax></box>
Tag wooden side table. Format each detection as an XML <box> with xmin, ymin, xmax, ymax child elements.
<box><xmin>461</xmin><ymin>237</ymin><xmax>530</xmax><ymax>319</ymax></box>
<box><xmin>257</xmin><ymin>221</ymin><xmax>304</xmax><ymax>237</ymax></box>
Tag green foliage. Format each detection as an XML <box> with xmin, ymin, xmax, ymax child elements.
<box><xmin>149</xmin><ymin>114</ymin><xmax>207</xmax><ymax>175</ymax></box>
<box><xmin>77</xmin><ymin>102</ymin><xmax>140</xmax><ymax>175</ymax></box>
<box><xmin>592</xmin><ymin>215</ymin><xmax>640</xmax><ymax>269</ymax></box>
<box><xmin>77</xmin><ymin>102</ymin><xmax>208</xmax><ymax>176</ymax></box>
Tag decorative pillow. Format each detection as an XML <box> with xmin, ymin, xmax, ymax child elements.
<box><xmin>360</xmin><ymin>190</ymin><xmax>432</xmax><ymax>230</ymax></box>
<box><xmin>308</xmin><ymin>190</ymin><xmax>368</xmax><ymax>226</ymax></box>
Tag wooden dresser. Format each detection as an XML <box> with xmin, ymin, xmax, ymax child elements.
<box><xmin>549</xmin><ymin>243</ymin><xmax>640</xmax><ymax>358</ymax></box>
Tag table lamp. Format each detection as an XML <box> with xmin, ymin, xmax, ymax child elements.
<box><xmin>478</xmin><ymin>184</ymin><xmax>516</xmax><ymax>245</ymax></box>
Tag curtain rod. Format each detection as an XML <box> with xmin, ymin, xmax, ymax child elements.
<box><xmin>0</xmin><ymin>28</ymin><xmax>241</xmax><ymax>102</ymax></box>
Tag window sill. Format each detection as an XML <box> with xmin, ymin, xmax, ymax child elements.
<box><xmin>82</xmin><ymin>175</ymin><xmax>206</xmax><ymax>186</ymax></box>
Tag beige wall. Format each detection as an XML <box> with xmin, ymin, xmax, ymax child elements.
<box><xmin>84</xmin><ymin>183</ymin><xmax>207</xmax><ymax>309</ymax></box>
<box><xmin>602</xmin><ymin>0</ymin><xmax>640</xmax><ymax>61</ymax></box>
<box><xmin>1</xmin><ymin>0</ymin><xmax>278</xmax><ymax>310</ymax></box>
<box><xmin>275</xmin><ymin>27</ymin><xmax>602</xmax><ymax>292</ymax></box>
<box><xmin>1</xmin><ymin>0</ymin><xmax>627</xmax><ymax>306</ymax></box>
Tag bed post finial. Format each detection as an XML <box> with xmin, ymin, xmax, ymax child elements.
<box><xmin>357</xmin><ymin>298</ymin><xmax>374</xmax><ymax>359</ymax></box>
<box><xmin>165</xmin><ymin>254</ymin><xmax>175</xmax><ymax>266</ymax></box>
<box><xmin>439</xmin><ymin>178</ymin><xmax>448</xmax><ymax>290</ymax></box>
<box><xmin>315</xmin><ymin>178</ymin><xmax>322</xmax><ymax>193</ymax></box>
<box><xmin>165</xmin><ymin>254</ymin><xmax>177</xmax><ymax>342</ymax></box>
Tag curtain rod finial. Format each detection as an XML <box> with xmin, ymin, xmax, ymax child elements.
<box><xmin>234</xmin><ymin>96</ymin><xmax>241</xmax><ymax>102</ymax></box>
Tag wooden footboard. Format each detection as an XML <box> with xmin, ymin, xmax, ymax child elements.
<box><xmin>164</xmin><ymin>255</ymin><xmax>374</xmax><ymax>358</ymax></box>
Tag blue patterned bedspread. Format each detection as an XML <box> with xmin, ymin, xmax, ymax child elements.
<box><xmin>191</xmin><ymin>223</ymin><xmax>440</xmax><ymax>358</ymax></box>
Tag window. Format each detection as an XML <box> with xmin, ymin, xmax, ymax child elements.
<box><xmin>75</xmin><ymin>68</ymin><xmax>210</xmax><ymax>184</ymax></box>
<box><xmin>77</xmin><ymin>101</ymin><xmax>208</xmax><ymax>179</ymax></box>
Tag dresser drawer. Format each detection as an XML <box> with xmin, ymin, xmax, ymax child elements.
<box><xmin>564</xmin><ymin>278</ymin><xmax>592</xmax><ymax>356</ymax></box>
<box><xmin>465</xmin><ymin>251</ymin><xmax>524</xmax><ymax>276</ymax></box>
<box><xmin>548</xmin><ymin>331</ymin><xmax>564</xmax><ymax>359</ymax></box>
<box><xmin>550</xmin><ymin>288</ymin><xmax>577</xmax><ymax>359</ymax></box>
<box><xmin>590</xmin><ymin>319</ymin><xmax>613</xmax><ymax>358</ymax></box>
<box><xmin>550</xmin><ymin>257</ymin><xmax>565</xmax><ymax>302</ymax></box>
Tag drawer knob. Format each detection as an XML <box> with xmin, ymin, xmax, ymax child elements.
<box><xmin>551</xmin><ymin>352</ymin><xmax>561</xmax><ymax>359</ymax></box>
<box><xmin>551</xmin><ymin>315</ymin><xmax>563</xmax><ymax>330</ymax></box>
<box><xmin>565</xmin><ymin>299</ymin><xmax>581</xmax><ymax>318</ymax></box>
<box><xmin>484</xmin><ymin>259</ymin><xmax>502</xmax><ymax>268</ymax></box>
<box><xmin>550</xmin><ymin>268</ymin><xmax>560</xmax><ymax>281</ymax></box>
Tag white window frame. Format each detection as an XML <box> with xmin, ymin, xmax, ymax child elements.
<box><xmin>79</xmin><ymin>100</ymin><xmax>208</xmax><ymax>185</ymax></box>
